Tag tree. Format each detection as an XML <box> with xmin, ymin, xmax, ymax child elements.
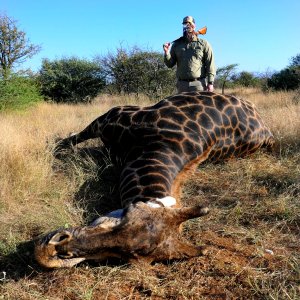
<box><xmin>289</xmin><ymin>54</ymin><xmax>300</xmax><ymax>67</ymax></box>
<box><xmin>216</xmin><ymin>64</ymin><xmax>238</xmax><ymax>94</ymax></box>
<box><xmin>257</xmin><ymin>68</ymin><xmax>275</xmax><ymax>92</ymax></box>
<box><xmin>267</xmin><ymin>53</ymin><xmax>300</xmax><ymax>91</ymax></box>
<box><xmin>97</xmin><ymin>46</ymin><xmax>176</xmax><ymax>98</ymax></box>
<box><xmin>267</xmin><ymin>67</ymin><xmax>300</xmax><ymax>91</ymax></box>
<box><xmin>39</xmin><ymin>57</ymin><xmax>106</xmax><ymax>103</ymax></box>
<box><xmin>232</xmin><ymin>71</ymin><xmax>260</xmax><ymax>87</ymax></box>
<box><xmin>0</xmin><ymin>14</ymin><xmax>41</xmax><ymax>79</ymax></box>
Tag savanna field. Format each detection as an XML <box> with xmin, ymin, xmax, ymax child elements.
<box><xmin>0</xmin><ymin>88</ymin><xmax>299</xmax><ymax>299</ymax></box>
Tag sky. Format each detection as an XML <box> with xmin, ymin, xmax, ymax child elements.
<box><xmin>1</xmin><ymin>0</ymin><xmax>300</xmax><ymax>74</ymax></box>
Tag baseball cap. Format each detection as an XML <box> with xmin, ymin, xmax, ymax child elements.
<box><xmin>182</xmin><ymin>16</ymin><xmax>195</xmax><ymax>24</ymax></box>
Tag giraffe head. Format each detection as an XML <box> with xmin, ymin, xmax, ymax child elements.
<box><xmin>35</xmin><ymin>202</ymin><xmax>209</xmax><ymax>268</ymax></box>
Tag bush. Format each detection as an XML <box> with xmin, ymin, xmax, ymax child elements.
<box><xmin>0</xmin><ymin>75</ymin><xmax>42</xmax><ymax>111</ymax></box>
<box><xmin>98</xmin><ymin>47</ymin><xmax>176</xmax><ymax>99</ymax></box>
<box><xmin>39</xmin><ymin>57</ymin><xmax>106</xmax><ymax>103</ymax></box>
<box><xmin>267</xmin><ymin>67</ymin><xmax>300</xmax><ymax>91</ymax></box>
<box><xmin>232</xmin><ymin>71</ymin><xmax>261</xmax><ymax>88</ymax></box>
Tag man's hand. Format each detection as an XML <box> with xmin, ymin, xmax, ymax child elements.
<box><xmin>163</xmin><ymin>42</ymin><xmax>171</xmax><ymax>55</ymax></box>
<box><xmin>207</xmin><ymin>84</ymin><xmax>214</xmax><ymax>92</ymax></box>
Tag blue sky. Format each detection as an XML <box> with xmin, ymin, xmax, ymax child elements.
<box><xmin>1</xmin><ymin>0</ymin><xmax>300</xmax><ymax>74</ymax></box>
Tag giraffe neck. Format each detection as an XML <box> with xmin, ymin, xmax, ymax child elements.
<box><xmin>119</xmin><ymin>151</ymin><xmax>182</xmax><ymax>207</ymax></box>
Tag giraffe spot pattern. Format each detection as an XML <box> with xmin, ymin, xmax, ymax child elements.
<box><xmin>58</xmin><ymin>92</ymin><xmax>274</xmax><ymax>206</ymax></box>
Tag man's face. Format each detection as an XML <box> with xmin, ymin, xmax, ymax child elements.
<box><xmin>183</xmin><ymin>22</ymin><xmax>195</xmax><ymax>33</ymax></box>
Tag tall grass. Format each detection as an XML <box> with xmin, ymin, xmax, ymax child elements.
<box><xmin>0</xmin><ymin>89</ymin><xmax>299</xmax><ymax>299</ymax></box>
<box><xmin>0</xmin><ymin>94</ymin><xmax>153</xmax><ymax>242</ymax></box>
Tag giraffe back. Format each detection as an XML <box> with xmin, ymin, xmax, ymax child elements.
<box><xmin>98</xmin><ymin>92</ymin><xmax>274</xmax><ymax>162</ymax></box>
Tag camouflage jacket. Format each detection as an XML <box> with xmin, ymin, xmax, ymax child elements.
<box><xmin>164</xmin><ymin>36</ymin><xmax>216</xmax><ymax>83</ymax></box>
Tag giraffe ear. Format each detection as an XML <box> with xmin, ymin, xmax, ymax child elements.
<box><xmin>48</xmin><ymin>231</ymin><xmax>72</xmax><ymax>246</ymax></box>
<box><xmin>172</xmin><ymin>205</ymin><xmax>209</xmax><ymax>225</ymax></box>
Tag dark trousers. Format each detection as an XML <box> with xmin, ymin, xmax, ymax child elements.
<box><xmin>176</xmin><ymin>79</ymin><xmax>207</xmax><ymax>93</ymax></box>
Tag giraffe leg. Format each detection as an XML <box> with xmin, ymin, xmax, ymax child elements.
<box><xmin>54</xmin><ymin>130</ymin><xmax>89</xmax><ymax>151</ymax></box>
<box><xmin>53</xmin><ymin>133</ymin><xmax>84</xmax><ymax>157</ymax></box>
<box><xmin>53</xmin><ymin>116</ymin><xmax>105</xmax><ymax>156</ymax></box>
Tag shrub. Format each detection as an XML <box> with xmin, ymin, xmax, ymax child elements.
<box><xmin>39</xmin><ymin>57</ymin><xmax>106</xmax><ymax>103</ymax></box>
<box><xmin>0</xmin><ymin>75</ymin><xmax>42</xmax><ymax>111</ymax></box>
<box><xmin>267</xmin><ymin>67</ymin><xmax>300</xmax><ymax>91</ymax></box>
<box><xmin>232</xmin><ymin>71</ymin><xmax>261</xmax><ymax>88</ymax></box>
<box><xmin>98</xmin><ymin>47</ymin><xmax>176</xmax><ymax>99</ymax></box>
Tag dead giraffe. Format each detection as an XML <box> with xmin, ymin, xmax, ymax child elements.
<box><xmin>35</xmin><ymin>91</ymin><xmax>274</xmax><ymax>268</ymax></box>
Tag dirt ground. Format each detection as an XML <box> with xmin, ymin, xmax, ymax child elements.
<box><xmin>1</xmin><ymin>151</ymin><xmax>299</xmax><ymax>300</ymax></box>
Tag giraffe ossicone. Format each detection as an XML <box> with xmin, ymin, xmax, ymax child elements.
<box><xmin>35</xmin><ymin>92</ymin><xmax>274</xmax><ymax>268</ymax></box>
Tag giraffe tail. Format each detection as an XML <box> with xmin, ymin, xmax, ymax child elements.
<box><xmin>262</xmin><ymin>135</ymin><xmax>276</xmax><ymax>154</ymax></box>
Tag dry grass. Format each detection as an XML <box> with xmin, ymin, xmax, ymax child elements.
<box><xmin>0</xmin><ymin>89</ymin><xmax>299</xmax><ymax>299</ymax></box>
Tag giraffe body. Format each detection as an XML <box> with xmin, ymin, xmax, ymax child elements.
<box><xmin>36</xmin><ymin>92</ymin><xmax>274</xmax><ymax>268</ymax></box>
<box><xmin>56</xmin><ymin>92</ymin><xmax>274</xmax><ymax>207</ymax></box>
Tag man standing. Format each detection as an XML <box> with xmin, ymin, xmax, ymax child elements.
<box><xmin>163</xmin><ymin>16</ymin><xmax>216</xmax><ymax>93</ymax></box>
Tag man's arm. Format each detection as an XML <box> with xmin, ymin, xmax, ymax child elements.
<box><xmin>203</xmin><ymin>41</ymin><xmax>216</xmax><ymax>91</ymax></box>
<box><xmin>163</xmin><ymin>43</ymin><xmax>177</xmax><ymax>68</ymax></box>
